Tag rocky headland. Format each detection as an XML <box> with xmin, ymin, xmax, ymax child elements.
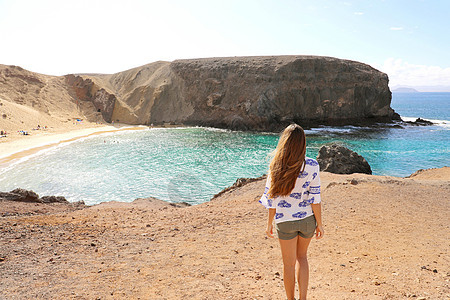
<box><xmin>1</xmin><ymin>56</ymin><xmax>397</xmax><ymax>133</ymax></box>
<box><xmin>81</xmin><ymin>56</ymin><xmax>395</xmax><ymax>131</ymax></box>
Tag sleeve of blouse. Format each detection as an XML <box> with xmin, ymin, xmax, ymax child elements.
<box><xmin>259</xmin><ymin>173</ymin><xmax>275</xmax><ymax>209</ymax></box>
<box><xmin>308</xmin><ymin>164</ymin><xmax>321</xmax><ymax>204</ymax></box>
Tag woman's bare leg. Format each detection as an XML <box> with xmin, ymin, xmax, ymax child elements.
<box><xmin>296</xmin><ymin>236</ymin><xmax>312</xmax><ymax>300</ymax></box>
<box><xmin>279</xmin><ymin>236</ymin><xmax>298</xmax><ymax>300</ymax></box>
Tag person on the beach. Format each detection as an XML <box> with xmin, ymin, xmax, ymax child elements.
<box><xmin>259</xmin><ymin>124</ymin><xmax>324</xmax><ymax>300</ymax></box>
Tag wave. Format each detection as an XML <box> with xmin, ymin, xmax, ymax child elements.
<box><xmin>194</xmin><ymin>126</ymin><xmax>232</xmax><ymax>133</ymax></box>
<box><xmin>304</xmin><ymin>125</ymin><xmax>372</xmax><ymax>135</ymax></box>
<box><xmin>400</xmin><ymin>116</ymin><xmax>450</xmax><ymax>129</ymax></box>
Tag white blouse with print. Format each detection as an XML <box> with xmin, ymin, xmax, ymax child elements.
<box><xmin>259</xmin><ymin>157</ymin><xmax>321</xmax><ymax>224</ymax></box>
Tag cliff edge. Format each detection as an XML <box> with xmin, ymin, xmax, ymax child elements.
<box><xmin>84</xmin><ymin>56</ymin><xmax>393</xmax><ymax>131</ymax></box>
<box><xmin>1</xmin><ymin>56</ymin><xmax>394</xmax><ymax>132</ymax></box>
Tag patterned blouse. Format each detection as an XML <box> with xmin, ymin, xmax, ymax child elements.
<box><xmin>259</xmin><ymin>157</ymin><xmax>321</xmax><ymax>224</ymax></box>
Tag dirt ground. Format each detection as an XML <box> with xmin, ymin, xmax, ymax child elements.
<box><xmin>0</xmin><ymin>167</ymin><xmax>449</xmax><ymax>299</ymax></box>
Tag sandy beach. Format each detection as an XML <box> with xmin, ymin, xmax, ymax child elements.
<box><xmin>0</xmin><ymin>123</ymin><xmax>152</xmax><ymax>166</ymax></box>
<box><xmin>0</xmin><ymin>167</ymin><xmax>448</xmax><ymax>299</ymax></box>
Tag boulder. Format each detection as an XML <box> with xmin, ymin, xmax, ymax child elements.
<box><xmin>0</xmin><ymin>188</ymin><xmax>40</xmax><ymax>202</ymax></box>
<box><xmin>317</xmin><ymin>144</ymin><xmax>372</xmax><ymax>174</ymax></box>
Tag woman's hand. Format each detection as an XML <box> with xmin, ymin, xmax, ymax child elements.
<box><xmin>266</xmin><ymin>223</ymin><xmax>275</xmax><ymax>238</ymax></box>
<box><xmin>315</xmin><ymin>225</ymin><xmax>324</xmax><ymax>239</ymax></box>
<box><xmin>266</xmin><ymin>209</ymin><xmax>276</xmax><ymax>238</ymax></box>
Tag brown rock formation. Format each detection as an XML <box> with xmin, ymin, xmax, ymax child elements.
<box><xmin>83</xmin><ymin>56</ymin><xmax>393</xmax><ymax>131</ymax></box>
<box><xmin>1</xmin><ymin>56</ymin><xmax>395</xmax><ymax>132</ymax></box>
<box><xmin>0</xmin><ymin>64</ymin><xmax>105</xmax><ymax>134</ymax></box>
<box><xmin>64</xmin><ymin>75</ymin><xmax>116</xmax><ymax>122</ymax></box>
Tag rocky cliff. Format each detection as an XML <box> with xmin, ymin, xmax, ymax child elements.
<box><xmin>1</xmin><ymin>56</ymin><xmax>394</xmax><ymax>132</ymax></box>
<box><xmin>0</xmin><ymin>64</ymin><xmax>104</xmax><ymax>133</ymax></box>
<box><xmin>64</xmin><ymin>75</ymin><xmax>116</xmax><ymax>122</ymax></box>
<box><xmin>84</xmin><ymin>56</ymin><xmax>393</xmax><ymax>131</ymax></box>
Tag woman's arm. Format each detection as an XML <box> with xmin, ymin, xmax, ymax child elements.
<box><xmin>311</xmin><ymin>203</ymin><xmax>324</xmax><ymax>239</ymax></box>
<box><xmin>266</xmin><ymin>208</ymin><xmax>276</xmax><ymax>238</ymax></box>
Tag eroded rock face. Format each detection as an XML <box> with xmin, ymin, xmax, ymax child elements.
<box><xmin>170</xmin><ymin>56</ymin><xmax>393</xmax><ymax>131</ymax></box>
<box><xmin>317</xmin><ymin>144</ymin><xmax>372</xmax><ymax>174</ymax></box>
<box><xmin>0</xmin><ymin>57</ymin><xmax>394</xmax><ymax>131</ymax></box>
<box><xmin>65</xmin><ymin>75</ymin><xmax>116</xmax><ymax>122</ymax></box>
<box><xmin>90</xmin><ymin>56</ymin><xmax>393</xmax><ymax>131</ymax></box>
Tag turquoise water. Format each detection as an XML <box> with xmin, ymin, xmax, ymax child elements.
<box><xmin>0</xmin><ymin>92</ymin><xmax>448</xmax><ymax>205</ymax></box>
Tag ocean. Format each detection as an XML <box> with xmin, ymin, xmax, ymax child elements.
<box><xmin>0</xmin><ymin>92</ymin><xmax>448</xmax><ymax>205</ymax></box>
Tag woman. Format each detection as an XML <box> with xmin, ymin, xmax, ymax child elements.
<box><xmin>259</xmin><ymin>124</ymin><xmax>324</xmax><ymax>300</ymax></box>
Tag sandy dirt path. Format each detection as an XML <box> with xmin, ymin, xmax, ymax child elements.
<box><xmin>0</xmin><ymin>168</ymin><xmax>449</xmax><ymax>299</ymax></box>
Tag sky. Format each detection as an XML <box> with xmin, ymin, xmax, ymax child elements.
<box><xmin>0</xmin><ymin>0</ymin><xmax>449</xmax><ymax>89</ymax></box>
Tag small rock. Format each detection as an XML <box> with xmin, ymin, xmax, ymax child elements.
<box><xmin>40</xmin><ymin>195</ymin><xmax>68</xmax><ymax>203</ymax></box>
<box><xmin>405</xmin><ymin>118</ymin><xmax>434</xmax><ymax>126</ymax></box>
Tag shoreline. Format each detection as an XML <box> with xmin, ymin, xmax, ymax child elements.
<box><xmin>2</xmin><ymin>166</ymin><xmax>447</xmax><ymax>213</ymax></box>
<box><xmin>0</xmin><ymin>124</ymin><xmax>149</xmax><ymax>167</ymax></box>
<box><xmin>2</xmin><ymin>115</ymin><xmax>445</xmax><ymax>167</ymax></box>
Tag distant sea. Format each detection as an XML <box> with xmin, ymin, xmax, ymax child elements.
<box><xmin>0</xmin><ymin>92</ymin><xmax>448</xmax><ymax>205</ymax></box>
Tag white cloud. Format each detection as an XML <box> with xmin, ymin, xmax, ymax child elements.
<box><xmin>354</xmin><ymin>12</ymin><xmax>364</xmax><ymax>15</ymax></box>
<box><xmin>390</xmin><ymin>27</ymin><xmax>404</xmax><ymax>31</ymax></box>
<box><xmin>378</xmin><ymin>58</ymin><xmax>450</xmax><ymax>87</ymax></box>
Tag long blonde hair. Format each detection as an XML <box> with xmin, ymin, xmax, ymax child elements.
<box><xmin>268</xmin><ymin>124</ymin><xmax>306</xmax><ymax>198</ymax></box>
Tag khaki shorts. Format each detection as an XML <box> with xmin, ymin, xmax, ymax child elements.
<box><xmin>276</xmin><ymin>215</ymin><xmax>316</xmax><ymax>240</ymax></box>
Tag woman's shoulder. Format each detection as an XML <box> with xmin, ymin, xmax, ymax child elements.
<box><xmin>304</xmin><ymin>156</ymin><xmax>319</xmax><ymax>167</ymax></box>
